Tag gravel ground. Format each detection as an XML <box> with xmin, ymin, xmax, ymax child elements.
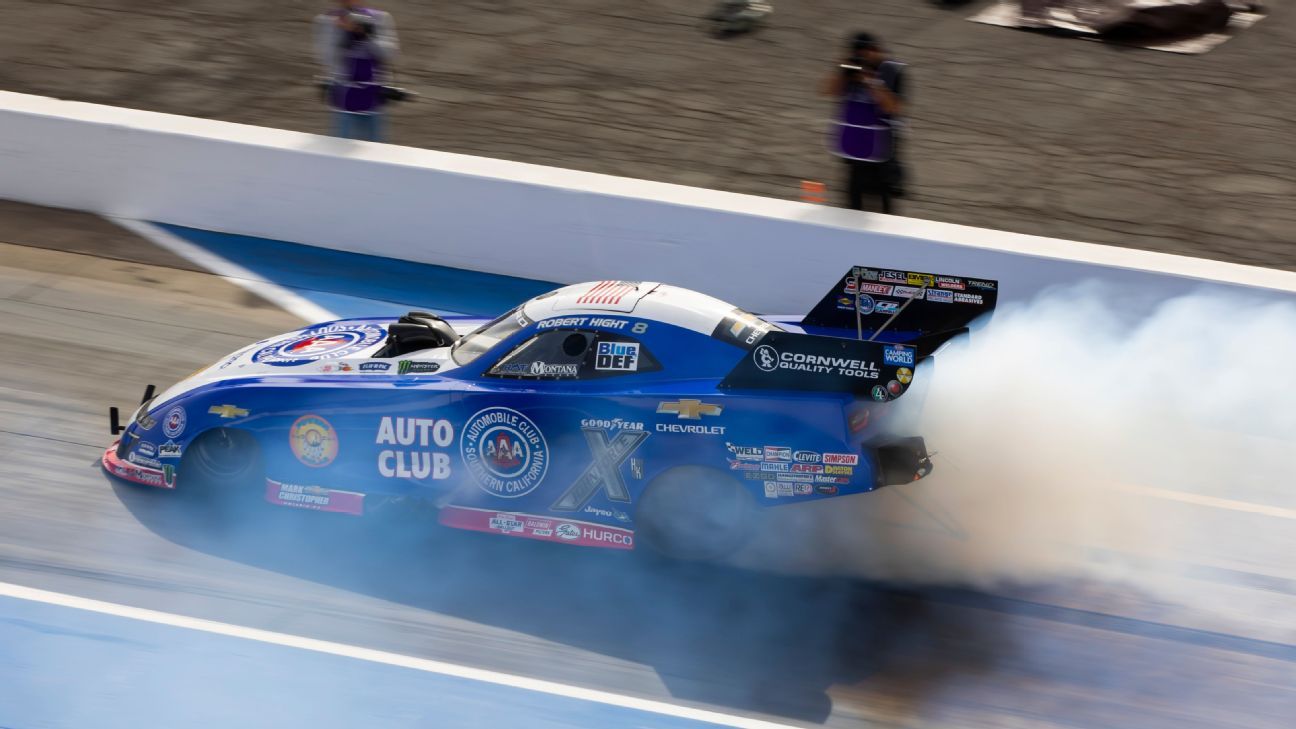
<box><xmin>2</xmin><ymin>0</ymin><xmax>1293</xmax><ymax>269</ymax></box>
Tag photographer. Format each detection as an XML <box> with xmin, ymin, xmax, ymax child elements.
<box><xmin>823</xmin><ymin>32</ymin><xmax>906</xmax><ymax>213</ymax></box>
<box><xmin>314</xmin><ymin>1</ymin><xmax>400</xmax><ymax>142</ymax></box>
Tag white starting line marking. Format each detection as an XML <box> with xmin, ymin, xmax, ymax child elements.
<box><xmin>108</xmin><ymin>217</ymin><xmax>336</xmax><ymax>324</ymax></box>
<box><xmin>0</xmin><ymin>581</ymin><xmax>802</xmax><ymax>729</ymax></box>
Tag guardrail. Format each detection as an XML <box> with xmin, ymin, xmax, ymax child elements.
<box><xmin>1</xmin><ymin>90</ymin><xmax>1293</xmax><ymax>313</ymax></box>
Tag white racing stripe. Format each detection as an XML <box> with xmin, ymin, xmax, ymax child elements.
<box><xmin>0</xmin><ymin>581</ymin><xmax>803</xmax><ymax>729</ymax></box>
<box><xmin>108</xmin><ymin>217</ymin><xmax>336</xmax><ymax>324</ymax></box>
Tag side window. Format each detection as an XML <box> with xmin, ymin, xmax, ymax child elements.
<box><xmin>486</xmin><ymin>329</ymin><xmax>661</xmax><ymax>380</ymax></box>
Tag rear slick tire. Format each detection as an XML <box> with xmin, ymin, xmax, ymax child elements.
<box><xmin>634</xmin><ymin>466</ymin><xmax>754</xmax><ymax>562</ymax></box>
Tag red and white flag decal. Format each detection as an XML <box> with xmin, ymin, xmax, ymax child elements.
<box><xmin>577</xmin><ymin>281</ymin><xmax>637</xmax><ymax>305</ymax></box>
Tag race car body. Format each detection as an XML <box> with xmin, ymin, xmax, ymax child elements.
<box><xmin>104</xmin><ymin>267</ymin><xmax>997</xmax><ymax>558</ymax></box>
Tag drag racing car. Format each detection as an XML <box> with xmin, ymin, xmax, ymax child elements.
<box><xmin>104</xmin><ymin>267</ymin><xmax>997</xmax><ymax>559</ymax></box>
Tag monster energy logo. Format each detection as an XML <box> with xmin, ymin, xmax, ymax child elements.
<box><xmin>398</xmin><ymin>360</ymin><xmax>441</xmax><ymax>375</ymax></box>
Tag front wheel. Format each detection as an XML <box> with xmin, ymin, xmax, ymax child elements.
<box><xmin>634</xmin><ymin>466</ymin><xmax>754</xmax><ymax>562</ymax></box>
<box><xmin>180</xmin><ymin>428</ymin><xmax>263</xmax><ymax>500</ymax></box>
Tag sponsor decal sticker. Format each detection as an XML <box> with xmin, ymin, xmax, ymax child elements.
<box><xmin>883</xmin><ymin>345</ymin><xmax>915</xmax><ymax>367</ymax></box>
<box><xmin>208</xmin><ymin>404</ymin><xmax>248</xmax><ymax>419</ymax></box>
<box><xmin>376</xmin><ymin>416</ymin><xmax>454</xmax><ymax>480</ymax></box>
<box><xmin>729</xmin><ymin>461</ymin><xmax>761</xmax><ymax>471</ymax></box>
<box><xmin>967</xmin><ymin>279</ymin><xmax>997</xmax><ymax>291</ymax></box>
<box><xmin>875</xmin><ymin>300</ymin><xmax>900</xmax><ymax>315</ymax></box>
<box><xmin>790</xmin><ymin>463</ymin><xmax>823</xmax><ymax>473</ymax></box>
<box><xmin>855</xmin><ymin>295</ymin><xmax>875</xmax><ymax>315</ymax></box>
<box><xmin>859</xmin><ymin>282</ymin><xmax>893</xmax><ymax>296</ymax></box>
<box><xmin>318</xmin><ymin>363</ymin><xmax>353</xmax><ymax>373</ymax></box>
<box><xmin>461</xmin><ymin>407</ymin><xmax>549</xmax><ymax>498</ymax></box>
<box><xmin>429</xmin><ymin>508</ymin><xmax>642</xmax><ymax>550</ymax></box>
<box><xmin>871</xmin><ymin>385</ymin><xmax>889</xmax><ymax>402</ymax></box>
<box><xmin>491</xmin><ymin>361</ymin><xmax>580</xmax><ymax>377</ymax></box>
<box><xmin>158</xmin><ymin>441</ymin><xmax>182</xmax><ymax>459</ymax></box>
<box><xmin>584</xmin><ymin>504</ymin><xmax>632</xmax><ymax>523</ymax></box>
<box><xmin>360</xmin><ymin>361</ymin><xmax>392</xmax><ymax>372</ymax></box>
<box><xmin>823</xmin><ymin>453</ymin><xmax>860</xmax><ymax>465</ymax></box>
<box><xmin>752</xmin><ymin>345</ymin><xmax>880</xmax><ymax>380</ymax></box>
<box><xmin>253</xmin><ymin>323</ymin><xmax>385</xmax><ymax>366</ymax></box>
<box><xmin>656</xmin><ymin>400</ymin><xmax>723</xmax><ymax>420</ymax></box>
<box><xmin>727</xmin><ymin>443</ymin><xmax>763</xmax><ymax>460</ymax></box>
<box><xmin>793</xmin><ymin>450</ymin><xmax>821</xmax><ymax>463</ymax></box>
<box><xmin>764</xmin><ymin>446</ymin><xmax>792</xmax><ymax>462</ymax></box>
<box><xmin>551</xmin><ymin>428</ymin><xmax>649</xmax><ymax>511</ymax></box>
<box><xmin>761</xmin><ymin>462</ymin><xmax>791</xmax><ymax>472</ymax></box>
<box><xmin>896</xmin><ymin>367</ymin><xmax>913</xmax><ymax>385</ymax></box>
<box><xmin>907</xmin><ymin>273</ymin><xmax>935</xmax><ymax>287</ymax></box>
<box><xmin>954</xmin><ymin>292</ymin><xmax>984</xmax><ymax>305</ymax></box>
<box><xmin>891</xmin><ymin>286</ymin><xmax>922</xmax><ymax>299</ymax></box>
<box><xmin>880</xmin><ymin>270</ymin><xmax>907</xmax><ymax>284</ymax></box>
<box><xmin>926</xmin><ymin>289</ymin><xmax>954</xmax><ymax>303</ymax></box>
<box><xmin>580</xmin><ymin>418</ymin><xmax>643</xmax><ymax>431</ymax></box>
<box><xmin>753</xmin><ymin>345</ymin><xmax>779</xmax><ymax>372</ymax></box>
<box><xmin>848</xmin><ymin>409</ymin><xmax>870</xmax><ymax>433</ymax></box>
<box><xmin>398</xmin><ymin>360</ymin><xmax>441</xmax><ymax>375</ymax></box>
<box><xmin>490</xmin><ymin>514</ymin><xmax>525</xmax><ymax>533</ymax></box>
<box><xmin>594</xmin><ymin>341</ymin><xmax>640</xmax><ymax>371</ymax></box>
<box><xmin>162</xmin><ymin>464</ymin><xmax>176</xmax><ymax>488</ymax></box>
<box><xmin>887</xmin><ymin>379</ymin><xmax>904</xmax><ymax>396</ymax></box>
<box><xmin>136</xmin><ymin>442</ymin><xmax>156</xmax><ymax>458</ymax></box>
<box><xmin>657</xmin><ymin>423</ymin><xmax>725</xmax><ymax>435</ymax></box>
<box><xmin>162</xmin><ymin>406</ymin><xmax>187</xmax><ymax>439</ymax></box>
<box><xmin>815</xmin><ymin>484</ymin><xmax>839</xmax><ymax>495</ymax></box>
<box><xmin>289</xmin><ymin>414</ymin><xmax>339</xmax><ymax>468</ymax></box>
<box><xmin>629</xmin><ymin>457</ymin><xmax>644</xmax><ymax>480</ymax></box>
<box><xmin>936</xmin><ymin>276</ymin><xmax>965</xmax><ymax>290</ymax></box>
<box><xmin>127</xmin><ymin>452</ymin><xmax>161</xmax><ymax>469</ymax></box>
<box><xmin>265</xmin><ymin>478</ymin><xmax>363</xmax><ymax>515</ymax></box>
<box><xmin>824</xmin><ymin>465</ymin><xmax>854</xmax><ymax>475</ymax></box>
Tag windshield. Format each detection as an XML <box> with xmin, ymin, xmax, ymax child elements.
<box><xmin>451</xmin><ymin>306</ymin><xmax>529</xmax><ymax>366</ymax></box>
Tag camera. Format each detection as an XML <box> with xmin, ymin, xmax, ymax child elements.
<box><xmin>381</xmin><ymin>85</ymin><xmax>412</xmax><ymax>102</ymax></box>
<box><xmin>342</xmin><ymin>11</ymin><xmax>375</xmax><ymax>47</ymax></box>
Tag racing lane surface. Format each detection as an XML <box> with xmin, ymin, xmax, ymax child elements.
<box><xmin>2</xmin><ymin>206</ymin><xmax>1294</xmax><ymax>728</ymax></box>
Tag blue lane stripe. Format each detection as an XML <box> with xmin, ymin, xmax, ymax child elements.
<box><xmin>156</xmin><ymin>223</ymin><xmax>558</xmax><ymax>319</ymax></box>
<box><xmin>0</xmin><ymin>595</ymin><xmax>736</xmax><ymax>729</ymax></box>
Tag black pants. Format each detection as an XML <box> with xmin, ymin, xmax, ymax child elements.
<box><xmin>846</xmin><ymin>160</ymin><xmax>892</xmax><ymax>214</ymax></box>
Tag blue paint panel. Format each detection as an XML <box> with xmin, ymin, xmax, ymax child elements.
<box><xmin>0</xmin><ymin>595</ymin><xmax>734</xmax><ymax>729</ymax></box>
<box><xmin>156</xmin><ymin>223</ymin><xmax>558</xmax><ymax>318</ymax></box>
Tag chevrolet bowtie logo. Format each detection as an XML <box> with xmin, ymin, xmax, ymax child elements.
<box><xmin>208</xmin><ymin>404</ymin><xmax>249</xmax><ymax>419</ymax></box>
<box><xmin>656</xmin><ymin>399</ymin><xmax>723</xmax><ymax>420</ymax></box>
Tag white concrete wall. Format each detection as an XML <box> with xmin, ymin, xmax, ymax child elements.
<box><xmin>1</xmin><ymin>90</ymin><xmax>1293</xmax><ymax>313</ymax></box>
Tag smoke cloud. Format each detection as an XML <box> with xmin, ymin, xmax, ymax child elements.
<box><xmin>736</xmin><ymin>283</ymin><xmax>1296</xmax><ymax>626</ymax></box>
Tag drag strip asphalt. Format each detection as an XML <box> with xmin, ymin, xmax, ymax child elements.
<box><xmin>1</xmin><ymin>207</ymin><xmax>1293</xmax><ymax>728</ymax></box>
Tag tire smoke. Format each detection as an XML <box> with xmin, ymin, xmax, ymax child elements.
<box><xmin>736</xmin><ymin>285</ymin><xmax>1296</xmax><ymax>620</ymax></box>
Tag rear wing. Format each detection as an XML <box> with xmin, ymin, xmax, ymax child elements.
<box><xmin>718</xmin><ymin>330</ymin><xmax>917</xmax><ymax>399</ymax></box>
<box><xmin>800</xmin><ymin>266</ymin><xmax>998</xmax><ymax>358</ymax></box>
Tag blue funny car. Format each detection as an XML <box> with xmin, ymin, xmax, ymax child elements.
<box><xmin>104</xmin><ymin>267</ymin><xmax>997</xmax><ymax>559</ymax></box>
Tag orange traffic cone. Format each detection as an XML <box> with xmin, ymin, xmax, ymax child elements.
<box><xmin>800</xmin><ymin>180</ymin><xmax>826</xmax><ymax>204</ymax></box>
